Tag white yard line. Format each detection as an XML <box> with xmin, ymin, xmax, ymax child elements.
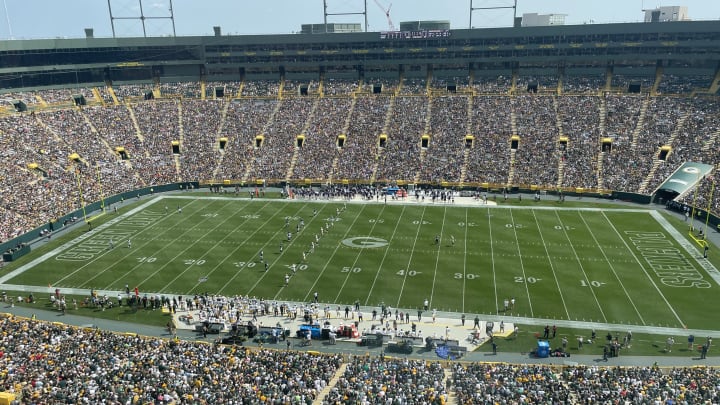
<box><xmin>508</xmin><ymin>208</ymin><xmax>534</xmax><ymax>317</ymax></box>
<box><xmin>530</xmin><ymin>209</ymin><xmax>571</xmax><ymax>320</ymax></box>
<box><xmin>650</xmin><ymin>210</ymin><xmax>720</xmax><ymax>286</ymax></box>
<box><xmin>602</xmin><ymin>211</ymin><xmax>686</xmax><ymax>328</ymax></box>
<box><xmin>330</xmin><ymin>205</ymin><xmax>387</xmax><ymax>303</ymax></box>
<box><xmin>58</xmin><ymin>198</ymin><xmax>199</xmax><ymax>288</ymax></box>
<box><xmin>428</xmin><ymin>206</ymin><xmax>448</xmax><ymax>308</ymax></box>
<box><xmin>487</xmin><ymin>207</ymin><xmax>498</xmax><ymax>315</ymax></box>
<box><xmin>364</xmin><ymin>206</ymin><xmax>407</xmax><ymax>305</ymax></box>
<box><xmin>299</xmin><ymin>204</ymin><xmax>368</xmax><ymax>302</ymax></box>
<box><xmin>395</xmin><ymin>206</ymin><xmax>426</xmax><ymax>308</ymax></box>
<box><xmin>462</xmin><ymin>208</ymin><xmax>469</xmax><ymax>312</ymax></box>
<box><xmin>553</xmin><ymin>210</ymin><xmax>607</xmax><ymax>323</ymax></box>
<box><xmin>0</xmin><ymin>197</ymin><xmax>164</xmax><ymax>284</ymax></box>
<box><xmin>578</xmin><ymin>211</ymin><xmax>646</xmax><ymax>325</ymax></box>
<box><xmin>244</xmin><ymin>202</ymin><xmax>329</xmax><ymax>296</ymax></box>
<box><xmin>185</xmin><ymin>199</ymin><xmax>283</xmax><ymax>294</ymax></box>
<box><xmin>133</xmin><ymin>200</ymin><xmax>246</xmax><ymax>289</ymax></box>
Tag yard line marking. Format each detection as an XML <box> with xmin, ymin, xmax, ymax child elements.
<box><xmin>508</xmin><ymin>208</ymin><xmax>534</xmax><ymax>317</ymax></box>
<box><xmin>0</xmin><ymin>197</ymin><xmax>172</xmax><ymax>285</ymax></box>
<box><xmin>300</xmin><ymin>204</ymin><xmax>369</xmax><ymax>303</ymax></box>
<box><xmin>462</xmin><ymin>208</ymin><xmax>469</xmax><ymax>312</ymax></box>
<box><xmin>602</xmin><ymin>211</ymin><xmax>686</xmax><ymax>328</ymax></box>
<box><xmin>330</xmin><ymin>205</ymin><xmax>387</xmax><ymax>303</ymax></box>
<box><xmin>245</xmin><ymin>202</ymin><xmax>328</xmax><ymax>297</ymax></box>
<box><xmin>54</xmin><ymin>198</ymin><xmax>203</xmax><ymax>288</ymax></box>
<box><xmin>364</xmin><ymin>205</ymin><xmax>407</xmax><ymax>305</ymax></box>
<box><xmin>487</xmin><ymin>207</ymin><xmax>498</xmax><ymax>315</ymax></box>
<box><xmin>396</xmin><ymin>205</ymin><xmax>426</xmax><ymax>308</ymax></box>
<box><xmin>650</xmin><ymin>210</ymin><xmax>720</xmax><ymax>286</ymax></box>
<box><xmin>189</xmin><ymin>200</ymin><xmax>294</xmax><ymax>294</ymax></box>
<box><xmin>130</xmin><ymin>200</ymin><xmax>249</xmax><ymax>289</ymax></box>
<box><xmin>99</xmin><ymin>201</ymin><xmax>250</xmax><ymax>289</ymax></box>
<box><xmin>530</xmin><ymin>209</ymin><xmax>570</xmax><ymax>320</ymax></box>
<box><xmin>579</xmin><ymin>211</ymin><xmax>645</xmax><ymax>325</ymax></box>
<box><xmin>428</xmin><ymin>206</ymin><xmax>448</xmax><ymax>309</ymax></box>
<box><xmin>554</xmin><ymin>210</ymin><xmax>607</xmax><ymax>323</ymax></box>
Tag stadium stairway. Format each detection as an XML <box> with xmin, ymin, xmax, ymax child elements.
<box><xmin>630</xmin><ymin>97</ymin><xmax>651</xmax><ymax>148</ymax></box>
<box><xmin>125</xmin><ymin>104</ymin><xmax>146</xmax><ymax>144</ymax></box>
<box><xmin>507</xmin><ymin>110</ymin><xmax>518</xmax><ymax>185</ymax></box>
<box><xmin>312</xmin><ymin>363</ymin><xmax>347</xmax><ymax>405</ymax></box>
<box><xmin>443</xmin><ymin>368</ymin><xmax>459</xmax><ymax>405</ymax></box>
<box><xmin>638</xmin><ymin>112</ymin><xmax>689</xmax><ymax>194</ymax></box>
<box><xmin>243</xmin><ymin>98</ymin><xmax>283</xmax><ymax>183</ymax></box>
<box><xmin>106</xmin><ymin>86</ymin><xmax>120</xmax><ymax>105</ymax></box>
<box><xmin>458</xmin><ymin>95</ymin><xmax>473</xmax><ymax>184</ymax></box>
<box><xmin>604</xmin><ymin>67</ymin><xmax>613</xmax><ymax>93</ymax></box>
<box><xmin>91</xmin><ymin>87</ymin><xmax>105</xmax><ymax>106</ymax></box>
<box><xmin>210</xmin><ymin>101</ymin><xmax>232</xmax><ymax>181</ymax></box>
<box><xmin>285</xmin><ymin>98</ymin><xmax>321</xmax><ymax>182</ymax></box>
<box><xmin>327</xmin><ymin>97</ymin><xmax>358</xmax><ymax>184</ymax></box>
<box><xmin>412</xmin><ymin>97</ymin><xmax>434</xmax><ymax>184</ymax></box>
<box><xmin>701</xmin><ymin>126</ymin><xmax>720</xmax><ymax>153</ymax></box>
<box><xmin>554</xmin><ymin>96</ymin><xmax>565</xmax><ymax>189</ymax></box>
<box><xmin>651</xmin><ymin>65</ymin><xmax>664</xmax><ymax>96</ymax></box>
<box><xmin>370</xmin><ymin>96</ymin><xmax>397</xmax><ymax>183</ymax></box>
<box><xmin>596</xmin><ymin>98</ymin><xmax>608</xmax><ymax>190</ymax></box>
<box><xmin>175</xmin><ymin>101</ymin><xmax>184</xmax><ymax>179</ymax></box>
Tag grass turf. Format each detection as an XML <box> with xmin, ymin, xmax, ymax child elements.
<box><xmin>3</xmin><ymin>195</ymin><xmax>718</xmax><ymax>334</ymax></box>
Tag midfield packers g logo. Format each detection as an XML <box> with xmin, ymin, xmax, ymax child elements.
<box><xmin>341</xmin><ymin>237</ymin><xmax>389</xmax><ymax>248</ymax></box>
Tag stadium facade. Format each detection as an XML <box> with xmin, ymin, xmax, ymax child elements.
<box><xmin>0</xmin><ymin>21</ymin><xmax>719</xmax><ymax>90</ymax></box>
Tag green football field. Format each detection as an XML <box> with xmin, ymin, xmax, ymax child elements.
<box><xmin>4</xmin><ymin>195</ymin><xmax>719</xmax><ymax>331</ymax></box>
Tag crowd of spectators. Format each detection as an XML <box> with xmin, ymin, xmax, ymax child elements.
<box><xmin>375</xmin><ymin>97</ymin><xmax>428</xmax><ymax>182</ymax></box>
<box><xmin>557</xmin><ymin>96</ymin><xmax>601</xmax><ymax>189</ymax></box>
<box><xmin>111</xmin><ymin>83</ymin><xmax>153</xmax><ymax>101</ymax></box>
<box><xmin>322</xmin><ymin>78</ymin><xmax>359</xmax><ymax>96</ymax></box>
<box><xmin>1</xmin><ymin>310</ymin><xmax>716</xmax><ymax>405</ymax></box>
<box><xmin>159</xmin><ymin>82</ymin><xmax>200</xmax><ymax>98</ymax></box>
<box><xmin>471</xmin><ymin>75</ymin><xmax>512</xmax><ymax>94</ymax></box>
<box><xmin>241</xmin><ymin>80</ymin><xmax>280</xmax><ymax>97</ymax></box>
<box><xmin>464</xmin><ymin>96</ymin><xmax>513</xmax><ymax>184</ymax></box>
<box><xmin>645</xmin><ymin>98</ymin><xmax>720</xmax><ymax>194</ymax></box>
<box><xmin>247</xmin><ymin>98</ymin><xmax>315</xmax><ymax>181</ymax></box>
<box><xmin>563</xmin><ymin>74</ymin><xmax>607</xmax><ymax>94</ymax></box>
<box><xmin>323</xmin><ymin>356</ymin><xmax>448</xmax><ymax>404</ymax></box>
<box><xmin>293</xmin><ymin>98</ymin><xmax>349</xmax><ymax>181</ymax></box>
<box><xmin>334</xmin><ymin>96</ymin><xmax>391</xmax><ymax>181</ymax></box>
<box><xmin>399</xmin><ymin>77</ymin><xmax>427</xmax><ymax>95</ymax></box>
<box><xmin>417</xmin><ymin>95</ymin><xmax>468</xmax><ymax>183</ymax></box>
<box><xmin>511</xmin><ymin>95</ymin><xmax>560</xmax><ymax>187</ymax></box>
<box><xmin>611</xmin><ymin>74</ymin><xmax>655</xmax><ymax>93</ymax></box>
<box><xmin>603</xmin><ymin>96</ymin><xmax>688</xmax><ymax>193</ymax></box>
<box><xmin>430</xmin><ymin>76</ymin><xmax>470</xmax><ymax>92</ymax></box>
<box><xmin>0</xmin><ymin>314</ymin><xmax>342</xmax><ymax>404</ymax></box>
<box><xmin>657</xmin><ymin>74</ymin><xmax>713</xmax><ymax>95</ymax></box>
<box><xmin>452</xmin><ymin>362</ymin><xmax>720</xmax><ymax>404</ymax></box>
<box><xmin>216</xmin><ymin>99</ymin><xmax>278</xmax><ymax>181</ymax></box>
<box><xmin>516</xmin><ymin>75</ymin><xmax>558</xmax><ymax>94</ymax></box>
<box><xmin>3</xmin><ymin>78</ymin><xmax>720</xmax><ymax>240</ymax></box>
<box><xmin>205</xmin><ymin>81</ymin><xmax>242</xmax><ymax>98</ymax></box>
<box><xmin>131</xmin><ymin>100</ymin><xmax>183</xmax><ymax>183</ymax></box>
<box><xmin>179</xmin><ymin>100</ymin><xmax>223</xmax><ymax>181</ymax></box>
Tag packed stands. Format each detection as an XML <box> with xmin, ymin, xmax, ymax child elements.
<box><xmin>2</xmin><ymin>77</ymin><xmax>720</xmax><ymax>240</ymax></box>
<box><xmin>0</xmin><ymin>313</ymin><xmax>717</xmax><ymax>404</ymax></box>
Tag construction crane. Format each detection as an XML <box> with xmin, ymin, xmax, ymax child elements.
<box><xmin>373</xmin><ymin>0</ymin><xmax>395</xmax><ymax>31</ymax></box>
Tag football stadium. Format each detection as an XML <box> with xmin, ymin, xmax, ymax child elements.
<box><xmin>0</xmin><ymin>1</ymin><xmax>720</xmax><ymax>403</ymax></box>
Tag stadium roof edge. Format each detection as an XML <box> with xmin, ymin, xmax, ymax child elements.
<box><xmin>1</xmin><ymin>20</ymin><xmax>719</xmax><ymax>51</ymax></box>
